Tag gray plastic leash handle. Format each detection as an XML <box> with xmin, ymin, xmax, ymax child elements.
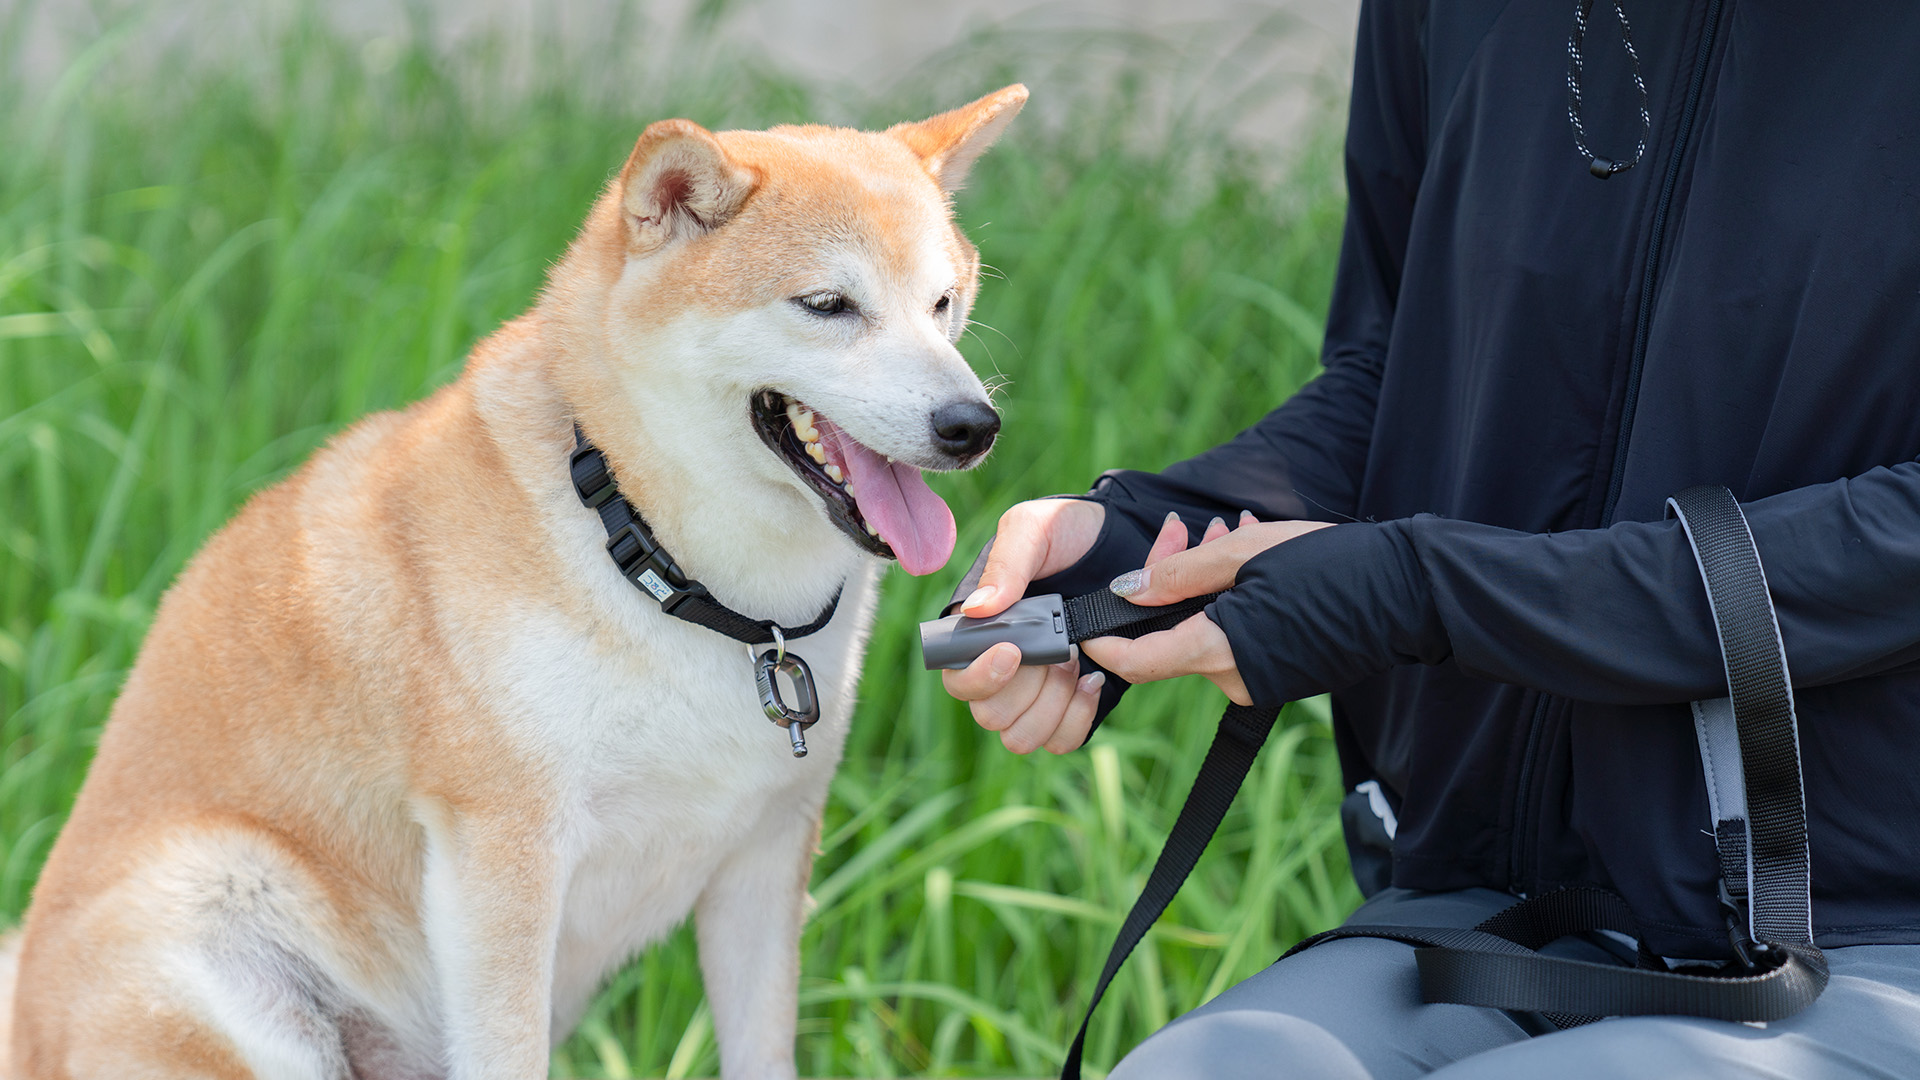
<box><xmin>920</xmin><ymin>594</ymin><xmax>1073</xmax><ymax>669</ymax></box>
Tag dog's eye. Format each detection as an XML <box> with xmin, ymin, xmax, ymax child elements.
<box><xmin>934</xmin><ymin>292</ymin><xmax>953</xmax><ymax>316</ymax></box>
<box><xmin>796</xmin><ymin>292</ymin><xmax>849</xmax><ymax>316</ymax></box>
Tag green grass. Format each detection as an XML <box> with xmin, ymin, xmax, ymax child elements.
<box><xmin>0</xmin><ymin>10</ymin><xmax>1355</xmax><ymax>1077</ymax></box>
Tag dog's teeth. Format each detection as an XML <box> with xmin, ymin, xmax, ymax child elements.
<box><xmin>823</xmin><ymin>463</ymin><xmax>843</xmax><ymax>483</ymax></box>
<box><xmin>785</xmin><ymin>402</ymin><xmax>819</xmax><ymax>442</ymax></box>
<box><xmin>805</xmin><ymin>442</ymin><xmax>827</xmax><ymax>464</ymax></box>
<box><xmin>865</xmin><ymin>521</ymin><xmax>879</xmax><ymax>536</ymax></box>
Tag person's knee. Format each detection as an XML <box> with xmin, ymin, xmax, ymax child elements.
<box><xmin>1108</xmin><ymin>1008</ymin><xmax>1372</xmax><ymax>1080</ymax></box>
<box><xmin>1429</xmin><ymin>1017</ymin><xmax>1762</xmax><ymax>1080</ymax></box>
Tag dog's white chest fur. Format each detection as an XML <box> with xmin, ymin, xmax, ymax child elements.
<box><xmin>481</xmin><ymin>563</ymin><xmax>877</xmax><ymax>1033</ymax></box>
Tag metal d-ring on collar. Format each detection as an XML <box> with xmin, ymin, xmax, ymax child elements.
<box><xmin>569</xmin><ymin>424</ymin><xmax>840</xmax><ymax>757</ymax></box>
<box><xmin>1567</xmin><ymin>0</ymin><xmax>1651</xmax><ymax>179</ymax></box>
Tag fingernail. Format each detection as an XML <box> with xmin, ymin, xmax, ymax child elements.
<box><xmin>989</xmin><ymin>643</ymin><xmax>1018</xmax><ymax>677</ymax></box>
<box><xmin>1078</xmin><ymin>671</ymin><xmax>1106</xmax><ymax>695</ymax></box>
<box><xmin>963</xmin><ymin>587</ymin><xmax>993</xmax><ymax>611</ymax></box>
<box><xmin>1240</xmin><ymin>510</ymin><xmax>1258</xmax><ymax>525</ymax></box>
<box><xmin>1207</xmin><ymin>516</ymin><xmax>1225</xmax><ymax>532</ymax></box>
<box><xmin>1109</xmin><ymin>567</ymin><xmax>1150</xmax><ymax>597</ymax></box>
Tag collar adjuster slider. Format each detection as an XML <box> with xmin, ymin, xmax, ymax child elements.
<box><xmin>569</xmin><ymin>441</ymin><xmax>618</xmax><ymax>508</ymax></box>
<box><xmin>605</xmin><ymin>522</ymin><xmax>699</xmax><ymax>613</ymax></box>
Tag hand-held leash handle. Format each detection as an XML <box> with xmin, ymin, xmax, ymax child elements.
<box><xmin>920</xmin><ymin>590</ymin><xmax>1223</xmax><ymax>670</ymax></box>
<box><xmin>922</xmin><ymin>594</ymin><xmax>1072</xmax><ymax>669</ymax></box>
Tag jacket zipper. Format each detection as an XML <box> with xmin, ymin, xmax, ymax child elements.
<box><xmin>1509</xmin><ymin>695</ymin><xmax>1552</xmax><ymax>891</ymax></box>
<box><xmin>1598</xmin><ymin>0</ymin><xmax>1728</xmax><ymax>526</ymax></box>
<box><xmin>1514</xmin><ymin>0</ymin><xmax>1729</xmax><ymax>892</ymax></box>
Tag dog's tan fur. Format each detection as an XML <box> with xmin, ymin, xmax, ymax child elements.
<box><xmin>5</xmin><ymin>85</ymin><xmax>1026</xmax><ymax>1080</ymax></box>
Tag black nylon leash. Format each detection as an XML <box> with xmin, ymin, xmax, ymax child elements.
<box><xmin>1057</xmin><ymin>485</ymin><xmax>1824</xmax><ymax>1078</ymax></box>
<box><xmin>1044</xmin><ymin>587</ymin><xmax>1281</xmax><ymax>1080</ymax></box>
<box><xmin>1058</xmin><ymin>701</ymin><xmax>1279</xmax><ymax>1079</ymax></box>
<box><xmin>1062</xmin><ymin>589</ymin><xmax>1219</xmax><ymax>644</ymax></box>
<box><xmin>570</xmin><ymin>425</ymin><xmax>842</xmax><ymax>754</ymax></box>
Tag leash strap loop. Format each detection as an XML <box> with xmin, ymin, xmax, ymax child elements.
<box><xmin>1304</xmin><ymin>487</ymin><xmax>1825</xmax><ymax>1030</ymax></box>
<box><xmin>1666</xmin><ymin>485</ymin><xmax>1812</xmax><ymax>948</ymax></box>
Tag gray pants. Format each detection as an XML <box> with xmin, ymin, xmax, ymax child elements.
<box><xmin>1109</xmin><ymin>888</ymin><xmax>1920</xmax><ymax>1079</ymax></box>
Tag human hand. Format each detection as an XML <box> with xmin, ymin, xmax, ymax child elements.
<box><xmin>939</xmin><ymin>497</ymin><xmax>1106</xmax><ymax>754</ymax></box>
<box><xmin>1082</xmin><ymin>512</ymin><xmax>1334</xmax><ymax>706</ymax></box>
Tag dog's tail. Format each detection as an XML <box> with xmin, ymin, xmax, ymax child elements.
<box><xmin>0</xmin><ymin>927</ymin><xmax>18</xmax><ymax>1079</ymax></box>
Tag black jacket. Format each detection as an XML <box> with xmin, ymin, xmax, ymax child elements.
<box><xmin>1030</xmin><ymin>0</ymin><xmax>1920</xmax><ymax>960</ymax></box>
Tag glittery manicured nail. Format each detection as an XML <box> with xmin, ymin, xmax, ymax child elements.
<box><xmin>1109</xmin><ymin>567</ymin><xmax>1150</xmax><ymax>597</ymax></box>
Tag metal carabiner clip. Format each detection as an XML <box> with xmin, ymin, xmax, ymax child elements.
<box><xmin>752</xmin><ymin>643</ymin><xmax>820</xmax><ymax>757</ymax></box>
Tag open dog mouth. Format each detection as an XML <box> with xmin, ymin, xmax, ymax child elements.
<box><xmin>750</xmin><ymin>390</ymin><xmax>957</xmax><ymax>576</ymax></box>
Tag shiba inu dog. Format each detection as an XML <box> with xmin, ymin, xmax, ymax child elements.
<box><xmin>2</xmin><ymin>84</ymin><xmax>1027</xmax><ymax>1080</ymax></box>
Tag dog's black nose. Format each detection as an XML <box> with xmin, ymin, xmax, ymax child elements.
<box><xmin>930</xmin><ymin>400</ymin><xmax>1001</xmax><ymax>458</ymax></box>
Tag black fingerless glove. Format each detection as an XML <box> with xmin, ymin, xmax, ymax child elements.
<box><xmin>1204</xmin><ymin>520</ymin><xmax>1450</xmax><ymax>707</ymax></box>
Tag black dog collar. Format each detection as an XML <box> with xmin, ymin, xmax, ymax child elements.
<box><xmin>569</xmin><ymin>425</ymin><xmax>841</xmax><ymax>756</ymax></box>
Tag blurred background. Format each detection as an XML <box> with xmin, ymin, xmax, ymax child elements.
<box><xmin>1</xmin><ymin>0</ymin><xmax>1360</xmax><ymax>1075</ymax></box>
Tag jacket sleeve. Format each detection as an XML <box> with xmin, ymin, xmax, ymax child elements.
<box><xmin>1006</xmin><ymin>0</ymin><xmax>1430</xmax><ymax>726</ymax></box>
<box><xmin>1025</xmin><ymin>0</ymin><xmax>1430</xmax><ymax>610</ymax></box>
<box><xmin>1208</xmin><ymin>461</ymin><xmax>1920</xmax><ymax>707</ymax></box>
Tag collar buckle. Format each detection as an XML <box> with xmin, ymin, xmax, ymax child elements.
<box><xmin>605</xmin><ymin>522</ymin><xmax>700</xmax><ymax>615</ymax></box>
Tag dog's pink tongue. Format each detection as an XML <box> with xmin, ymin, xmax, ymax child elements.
<box><xmin>825</xmin><ymin>424</ymin><xmax>955</xmax><ymax>576</ymax></box>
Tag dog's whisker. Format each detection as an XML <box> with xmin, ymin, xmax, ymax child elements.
<box><xmin>966</xmin><ymin>319</ymin><xmax>1021</xmax><ymax>355</ymax></box>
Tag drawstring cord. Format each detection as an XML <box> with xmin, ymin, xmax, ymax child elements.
<box><xmin>1567</xmin><ymin>0</ymin><xmax>1651</xmax><ymax>179</ymax></box>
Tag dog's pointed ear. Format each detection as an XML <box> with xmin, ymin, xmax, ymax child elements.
<box><xmin>889</xmin><ymin>84</ymin><xmax>1028</xmax><ymax>193</ymax></box>
<box><xmin>618</xmin><ymin>119</ymin><xmax>758</xmax><ymax>255</ymax></box>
